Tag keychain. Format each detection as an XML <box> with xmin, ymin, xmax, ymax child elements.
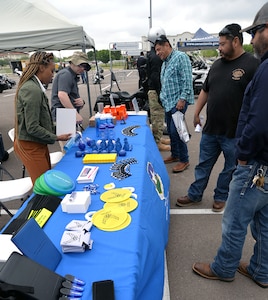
<box><xmin>251</xmin><ymin>168</ymin><xmax>265</xmax><ymax>188</ymax></box>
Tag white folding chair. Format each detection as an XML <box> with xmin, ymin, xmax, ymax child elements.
<box><xmin>0</xmin><ymin>167</ymin><xmax>33</xmax><ymax>217</ymax></box>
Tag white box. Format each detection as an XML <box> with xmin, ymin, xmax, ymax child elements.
<box><xmin>61</xmin><ymin>191</ymin><xmax>91</xmax><ymax>213</ymax></box>
<box><xmin>76</xmin><ymin>166</ymin><xmax>99</xmax><ymax>183</ymax></box>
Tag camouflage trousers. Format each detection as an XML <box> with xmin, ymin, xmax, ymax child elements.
<box><xmin>148</xmin><ymin>90</ymin><xmax>165</xmax><ymax>143</ymax></box>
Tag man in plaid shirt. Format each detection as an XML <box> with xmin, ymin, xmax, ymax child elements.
<box><xmin>155</xmin><ymin>35</ymin><xmax>194</xmax><ymax>172</ymax></box>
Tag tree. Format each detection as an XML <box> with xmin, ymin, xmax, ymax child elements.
<box><xmin>86</xmin><ymin>49</ymin><xmax>121</xmax><ymax>64</ymax></box>
<box><xmin>243</xmin><ymin>44</ymin><xmax>254</xmax><ymax>53</ymax></box>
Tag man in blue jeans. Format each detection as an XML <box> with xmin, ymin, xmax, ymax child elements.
<box><xmin>176</xmin><ymin>23</ymin><xmax>259</xmax><ymax>212</ymax></box>
<box><xmin>154</xmin><ymin>35</ymin><xmax>194</xmax><ymax>173</ymax></box>
<box><xmin>192</xmin><ymin>2</ymin><xmax>268</xmax><ymax>287</ymax></box>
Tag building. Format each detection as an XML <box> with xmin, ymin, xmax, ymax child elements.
<box><xmin>141</xmin><ymin>31</ymin><xmax>218</xmax><ymax>52</ymax></box>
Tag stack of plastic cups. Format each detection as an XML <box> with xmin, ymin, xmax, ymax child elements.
<box><xmin>95</xmin><ymin>112</ymin><xmax>101</xmax><ymax>138</ymax></box>
<box><xmin>107</xmin><ymin>123</ymin><xmax>115</xmax><ymax>140</ymax></box>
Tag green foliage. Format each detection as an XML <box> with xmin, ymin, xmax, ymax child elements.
<box><xmin>243</xmin><ymin>44</ymin><xmax>254</xmax><ymax>53</ymax></box>
<box><xmin>200</xmin><ymin>49</ymin><xmax>218</xmax><ymax>57</ymax></box>
<box><xmin>0</xmin><ymin>59</ymin><xmax>9</xmax><ymax>67</ymax></box>
<box><xmin>86</xmin><ymin>50</ymin><xmax>121</xmax><ymax>64</ymax></box>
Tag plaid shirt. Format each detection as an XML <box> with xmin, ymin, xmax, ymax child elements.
<box><xmin>160</xmin><ymin>50</ymin><xmax>194</xmax><ymax>112</ymax></box>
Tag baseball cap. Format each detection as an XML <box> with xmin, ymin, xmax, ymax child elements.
<box><xmin>241</xmin><ymin>2</ymin><xmax>268</xmax><ymax>33</ymax></box>
<box><xmin>70</xmin><ymin>51</ymin><xmax>91</xmax><ymax>71</ymax></box>
<box><xmin>219</xmin><ymin>23</ymin><xmax>243</xmax><ymax>43</ymax></box>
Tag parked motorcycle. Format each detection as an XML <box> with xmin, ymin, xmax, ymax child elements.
<box><xmin>93</xmin><ymin>67</ymin><xmax>104</xmax><ymax>84</ymax></box>
<box><xmin>0</xmin><ymin>74</ymin><xmax>16</xmax><ymax>93</ymax></box>
<box><xmin>94</xmin><ymin>88</ymin><xmax>148</xmax><ymax>113</ymax></box>
<box><xmin>191</xmin><ymin>56</ymin><xmax>209</xmax><ymax>95</ymax></box>
<box><xmin>14</xmin><ymin>68</ymin><xmax>23</xmax><ymax>77</ymax></box>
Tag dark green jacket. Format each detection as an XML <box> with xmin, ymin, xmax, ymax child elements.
<box><xmin>16</xmin><ymin>76</ymin><xmax>57</xmax><ymax>144</ymax></box>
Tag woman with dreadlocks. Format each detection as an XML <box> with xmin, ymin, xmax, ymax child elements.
<box><xmin>14</xmin><ymin>51</ymin><xmax>71</xmax><ymax>184</ymax></box>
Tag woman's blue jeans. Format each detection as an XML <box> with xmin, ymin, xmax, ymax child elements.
<box><xmin>188</xmin><ymin>133</ymin><xmax>236</xmax><ymax>202</ymax></box>
<box><xmin>165</xmin><ymin>104</ymin><xmax>189</xmax><ymax>163</ymax></box>
<box><xmin>211</xmin><ymin>161</ymin><xmax>268</xmax><ymax>284</ymax></box>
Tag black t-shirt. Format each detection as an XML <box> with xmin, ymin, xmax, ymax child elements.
<box><xmin>203</xmin><ymin>52</ymin><xmax>259</xmax><ymax>138</ymax></box>
<box><xmin>51</xmin><ymin>67</ymin><xmax>80</xmax><ymax>121</ymax></box>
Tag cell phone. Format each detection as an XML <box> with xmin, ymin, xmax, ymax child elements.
<box><xmin>92</xmin><ymin>280</ymin><xmax>115</xmax><ymax>300</ymax></box>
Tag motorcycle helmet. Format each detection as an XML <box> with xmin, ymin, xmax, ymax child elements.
<box><xmin>148</xmin><ymin>27</ymin><xmax>166</xmax><ymax>46</ymax></box>
<box><xmin>241</xmin><ymin>2</ymin><xmax>268</xmax><ymax>33</ymax></box>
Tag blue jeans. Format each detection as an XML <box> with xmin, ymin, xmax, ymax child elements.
<box><xmin>188</xmin><ymin>133</ymin><xmax>236</xmax><ymax>202</ymax></box>
<box><xmin>211</xmin><ymin>161</ymin><xmax>268</xmax><ymax>284</ymax></box>
<box><xmin>165</xmin><ymin>104</ymin><xmax>189</xmax><ymax>163</ymax></box>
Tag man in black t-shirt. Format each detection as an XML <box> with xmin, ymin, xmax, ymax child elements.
<box><xmin>176</xmin><ymin>23</ymin><xmax>259</xmax><ymax>212</ymax></box>
<box><xmin>137</xmin><ymin>51</ymin><xmax>147</xmax><ymax>89</ymax></box>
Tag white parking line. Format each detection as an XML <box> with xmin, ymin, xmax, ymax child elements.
<box><xmin>3</xmin><ymin>93</ymin><xmax>15</xmax><ymax>97</ymax></box>
<box><xmin>7</xmin><ymin>147</ymin><xmax>14</xmax><ymax>154</ymax></box>
<box><xmin>170</xmin><ymin>208</ymin><xmax>223</xmax><ymax>215</ymax></box>
<box><xmin>163</xmin><ymin>251</ymin><xmax>170</xmax><ymax>300</ymax></box>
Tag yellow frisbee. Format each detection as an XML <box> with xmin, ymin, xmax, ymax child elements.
<box><xmin>100</xmin><ymin>188</ymin><xmax>132</xmax><ymax>203</ymax></box>
<box><xmin>101</xmin><ymin>213</ymin><xmax>131</xmax><ymax>231</ymax></box>
<box><xmin>104</xmin><ymin>198</ymin><xmax>138</xmax><ymax>213</ymax></box>
<box><xmin>92</xmin><ymin>208</ymin><xmax>128</xmax><ymax>230</ymax></box>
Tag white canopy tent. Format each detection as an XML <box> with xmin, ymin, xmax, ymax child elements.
<box><xmin>0</xmin><ymin>0</ymin><xmax>95</xmax><ymax>52</ymax></box>
<box><xmin>0</xmin><ymin>0</ymin><xmax>96</xmax><ymax>115</ymax></box>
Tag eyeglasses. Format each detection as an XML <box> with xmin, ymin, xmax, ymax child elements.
<box><xmin>219</xmin><ymin>27</ymin><xmax>234</xmax><ymax>37</ymax></box>
<box><xmin>78</xmin><ymin>63</ymin><xmax>91</xmax><ymax>71</ymax></box>
<box><xmin>249</xmin><ymin>24</ymin><xmax>266</xmax><ymax>38</ymax></box>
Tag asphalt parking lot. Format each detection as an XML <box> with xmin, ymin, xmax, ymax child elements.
<box><xmin>0</xmin><ymin>69</ymin><xmax>267</xmax><ymax>300</ymax></box>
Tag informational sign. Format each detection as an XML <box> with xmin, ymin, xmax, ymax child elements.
<box><xmin>109</xmin><ymin>41</ymin><xmax>142</xmax><ymax>51</ymax></box>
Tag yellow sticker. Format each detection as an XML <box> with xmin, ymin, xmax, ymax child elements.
<box><xmin>34</xmin><ymin>208</ymin><xmax>52</xmax><ymax>228</ymax></box>
<box><xmin>100</xmin><ymin>188</ymin><xmax>132</xmax><ymax>203</ymax></box>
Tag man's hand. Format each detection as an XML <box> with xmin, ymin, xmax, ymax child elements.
<box><xmin>176</xmin><ymin>99</ymin><xmax>185</xmax><ymax>111</ymax></box>
<box><xmin>193</xmin><ymin>115</ymin><xmax>201</xmax><ymax>128</ymax></box>
<box><xmin>74</xmin><ymin>98</ymin><xmax>85</xmax><ymax>108</ymax></box>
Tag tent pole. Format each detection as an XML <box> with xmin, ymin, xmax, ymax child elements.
<box><xmin>82</xmin><ymin>47</ymin><xmax>93</xmax><ymax>117</ymax></box>
<box><xmin>93</xmin><ymin>50</ymin><xmax>102</xmax><ymax>96</ymax></box>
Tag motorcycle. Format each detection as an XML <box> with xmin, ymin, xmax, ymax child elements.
<box><xmin>94</xmin><ymin>69</ymin><xmax>149</xmax><ymax>113</ymax></box>
<box><xmin>94</xmin><ymin>87</ymin><xmax>148</xmax><ymax>112</ymax></box>
<box><xmin>0</xmin><ymin>74</ymin><xmax>16</xmax><ymax>93</ymax></box>
<box><xmin>93</xmin><ymin>67</ymin><xmax>104</xmax><ymax>84</ymax></box>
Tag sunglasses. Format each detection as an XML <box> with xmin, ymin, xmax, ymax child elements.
<box><xmin>249</xmin><ymin>24</ymin><xmax>266</xmax><ymax>38</ymax></box>
<box><xmin>78</xmin><ymin>63</ymin><xmax>91</xmax><ymax>71</ymax></box>
<box><xmin>219</xmin><ymin>27</ymin><xmax>234</xmax><ymax>37</ymax></box>
<box><xmin>154</xmin><ymin>35</ymin><xmax>170</xmax><ymax>45</ymax></box>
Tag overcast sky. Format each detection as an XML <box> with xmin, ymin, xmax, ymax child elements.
<box><xmin>47</xmin><ymin>0</ymin><xmax>265</xmax><ymax>51</ymax></box>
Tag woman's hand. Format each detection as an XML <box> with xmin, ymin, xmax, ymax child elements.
<box><xmin>57</xmin><ymin>133</ymin><xmax>72</xmax><ymax>141</ymax></box>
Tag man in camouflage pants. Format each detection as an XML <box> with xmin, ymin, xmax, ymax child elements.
<box><xmin>147</xmin><ymin>47</ymin><xmax>170</xmax><ymax>151</ymax></box>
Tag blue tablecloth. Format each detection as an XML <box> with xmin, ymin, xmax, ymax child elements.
<box><xmin>5</xmin><ymin>115</ymin><xmax>170</xmax><ymax>300</ymax></box>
